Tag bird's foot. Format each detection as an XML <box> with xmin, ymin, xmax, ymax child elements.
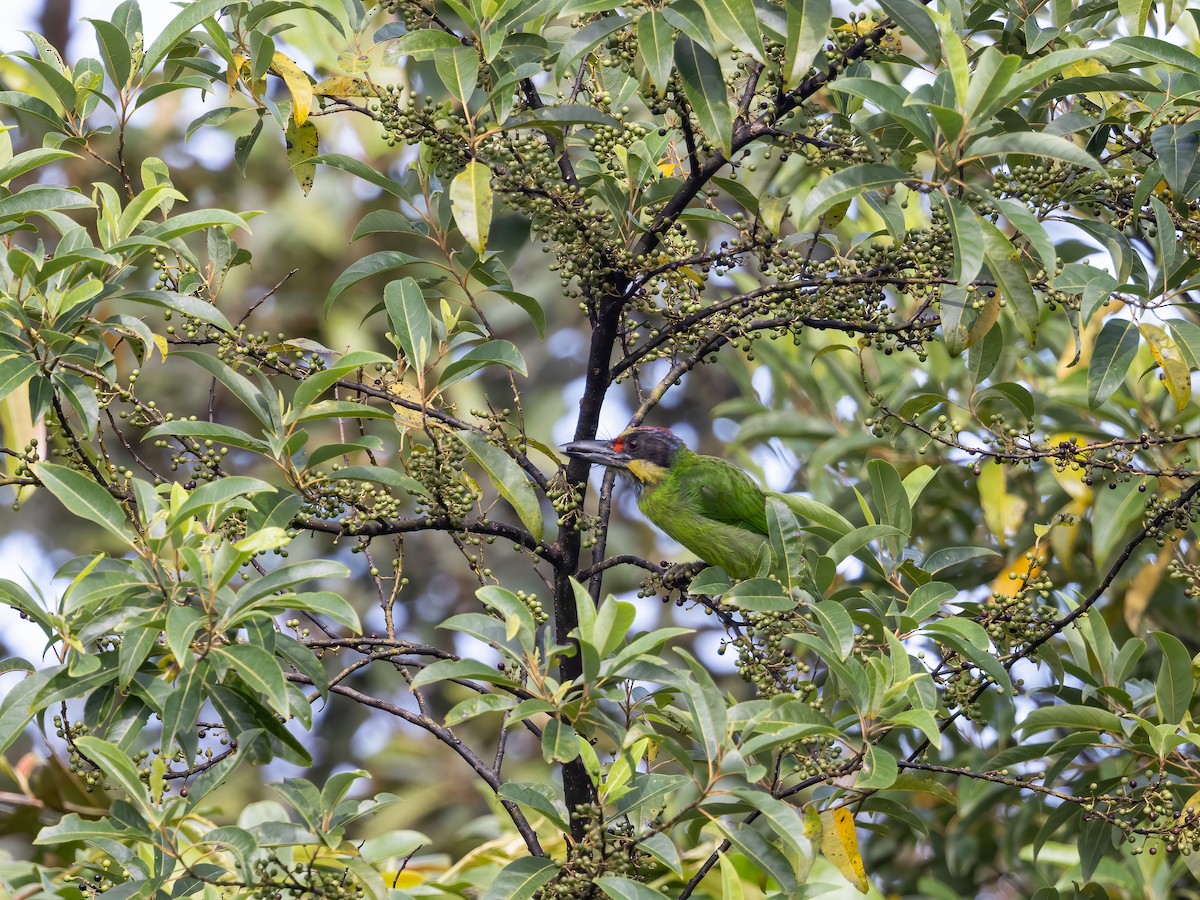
<box><xmin>662</xmin><ymin>561</ymin><xmax>709</xmax><ymax>591</ymax></box>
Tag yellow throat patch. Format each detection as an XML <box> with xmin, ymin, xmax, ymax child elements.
<box><xmin>627</xmin><ymin>459</ymin><xmax>669</xmax><ymax>485</ymax></box>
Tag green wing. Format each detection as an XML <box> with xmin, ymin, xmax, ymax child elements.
<box><xmin>674</xmin><ymin>454</ymin><xmax>769</xmax><ymax>535</ymax></box>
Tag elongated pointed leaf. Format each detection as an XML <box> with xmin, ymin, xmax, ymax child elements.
<box><xmin>638</xmin><ymin>12</ymin><xmax>674</xmax><ymax>95</ymax></box>
<box><xmin>675</xmin><ymin>34</ymin><xmax>733</xmax><ymax>156</ymax></box>
<box><xmin>325</xmin><ymin>251</ymin><xmax>424</xmax><ymax>314</ymax></box>
<box><xmin>450</xmin><ymin>160</ymin><xmax>493</xmax><ymax>253</ymax></box>
<box><xmin>384</xmin><ymin>277</ymin><xmax>434</xmax><ymax>372</ymax></box>
<box><xmin>1087</xmin><ymin>319</ymin><xmax>1138</xmax><ymax>408</ymax></box>
<box><xmin>968</xmin><ymin>132</ymin><xmax>1100</xmax><ymax>172</ymax></box>
<box><xmin>1140</xmin><ymin>323</ymin><xmax>1190</xmax><ymax>412</ymax></box>
<box><xmin>145</xmin><ymin>0</ymin><xmax>246</xmax><ymax>73</ymax></box>
<box><xmin>700</xmin><ymin>0</ymin><xmax>765</xmax><ymax>62</ymax></box>
<box><xmin>36</xmin><ymin>463</ymin><xmax>135</xmax><ymax>543</ymax></box>
<box><xmin>980</xmin><ymin>220</ymin><xmax>1039</xmax><ymax>338</ymax></box>
<box><xmin>784</xmin><ymin>0</ymin><xmax>831</xmax><ymax>89</ymax></box>
<box><xmin>798</xmin><ymin>165</ymin><xmax>907</xmax><ymax>222</ymax></box>
<box><xmin>455</xmin><ymin>431</ymin><xmax>543</xmax><ymax>540</ymax></box>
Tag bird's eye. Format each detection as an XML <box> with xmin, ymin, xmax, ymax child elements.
<box><xmin>628</xmin><ymin>438</ymin><xmax>639</xmax><ymax>449</ymax></box>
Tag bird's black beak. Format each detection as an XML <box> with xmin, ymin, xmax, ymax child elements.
<box><xmin>561</xmin><ymin>439</ymin><xmax>631</xmax><ymax>469</ymax></box>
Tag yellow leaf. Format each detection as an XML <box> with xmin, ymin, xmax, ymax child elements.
<box><xmin>228</xmin><ymin>53</ymin><xmax>247</xmax><ymax>88</ymax></box>
<box><xmin>337</xmin><ymin>51</ymin><xmax>372</xmax><ymax>74</ymax></box>
<box><xmin>990</xmin><ymin>544</ymin><xmax>1046</xmax><ymax>597</ymax></box>
<box><xmin>376</xmin><ymin>373</ymin><xmax>424</xmax><ymax>430</ymax></box>
<box><xmin>272</xmin><ymin>52</ymin><xmax>313</xmax><ymax>125</ymax></box>
<box><xmin>719</xmin><ymin>854</ymin><xmax>745</xmax><ymax>900</ymax></box>
<box><xmin>820</xmin><ymin>197</ymin><xmax>849</xmax><ymax>229</ymax></box>
<box><xmin>1140</xmin><ymin>323</ymin><xmax>1191</xmax><ymax>412</ymax></box>
<box><xmin>152</xmin><ymin>334</ymin><xmax>169</xmax><ymax>361</ymax></box>
<box><xmin>977</xmin><ymin>463</ymin><xmax>1026</xmax><ymax>547</ymax></box>
<box><xmin>313</xmin><ymin>76</ymin><xmax>378</xmax><ymax>98</ymax></box>
<box><xmin>450</xmin><ymin>160</ymin><xmax>493</xmax><ymax>254</ymax></box>
<box><xmin>0</xmin><ymin>382</ymin><xmax>44</xmax><ymax>501</ymax></box>
<box><xmin>285</xmin><ymin>118</ymin><xmax>319</xmax><ymax>196</ymax></box>
<box><xmin>819</xmin><ymin>809</ymin><xmax>869</xmax><ymax>893</ymax></box>
<box><xmin>1047</xmin><ymin>433</ymin><xmax>1093</xmax><ymax>502</ymax></box>
<box><xmin>657</xmin><ymin>159</ymin><xmax>681</xmax><ymax>177</ymax></box>
<box><xmin>1063</xmin><ymin>59</ymin><xmax>1121</xmax><ymax>107</ymax></box>
<box><xmin>1124</xmin><ymin>543</ymin><xmax>1173</xmax><ymax>633</ymax></box>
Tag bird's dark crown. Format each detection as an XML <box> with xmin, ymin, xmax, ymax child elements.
<box><xmin>611</xmin><ymin>426</ymin><xmax>685</xmax><ymax>469</ymax></box>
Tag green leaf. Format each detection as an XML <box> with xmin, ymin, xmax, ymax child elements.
<box><xmin>541</xmin><ymin>717</ymin><xmax>580</xmax><ymax>762</ymax></box>
<box><xmin>325</xmin><ymin>251</ymin><xmax>424</xmax><ymax>315</ymax></box>
<box><xmin>825</xmin><ymin>524</ymin><xmax>906</xmax><ymax>566</ymax></box>
<box><xmin>116</xmin><ymin>184</ymin><xmax>188</xmax><ymax>240</ymax></box>
<box><xmin>595</xmin><ymin>876</ymin><xmax>672</xmax><ymax>900</ymax></box>
<box><xmin>940</xmin><ymin>194</ymin><xmax>984</xmax><ymax>285</ymax></box>
<box><xmin>0</xmin><ymin>186</ymin><xmax>93</xmax><ymax>221</ymax></box>
<box><xmin>318</xmin><ymin>466</ymin><xmax>427</xmax><ymax>498</ymax></box>
<box><xmin>172</xmin><ymin>476</ymin><xmax>275</xmax><ymax>526</ymax></box>
<box><xmin>783</xmin><ymin>0</ymin><xmax>830</xmax><ymax>89</ymax></box>
<box><xmin>290</xmin><ymin>591</ymin><xmax>361</xmax><ymax>632</ymax></box>
<box><xmin>699</xmin><ymin>0</ymin><xmax>765</xmax><ymax>62</ymax></box>
<box><xmin>498</xmin><ymin>106</ymin><xmax>621</xmax><ymax>132</ymax></box>
<box><xmin>968</xmin><ymin>132</ymin><xmax>1101</xmax><ymax>173</ymax></box>
<box><xmin>876</xmin><ymin>0</ymin><xmax>939</xmax><ymax>59</ymax></box>
<box><xmin>377</xmin><ymin>28</ymin><xmax>462</xmax><ymax>61</ymax></box>
<box><xmin>435</xmin><ymin>46</ymin><xmax>480</xmax><ymax>104</ymax></box>
<box><xmin>923</xmin><ymin>546</ymin><xmax>999</xmax><ymax>573</ymax></box>
<box><xmin>0</xmin><ymin>356</ymin><xmax>37</xmax><ymax>403</ymax></box>
<box><xmin>1092</xmin><ymin>478</ymin><xmax>1145</xmax><ymax>567</ymax></box>
<box><xmin>384</xmin><ymin>277</ymin><xmax>434</xmax><ymax>372</ymax></box>
<box><xmin>798</xmin><ymin>165</ymin><xmax>907</xmax><ymax>223</ymax></box>
<box><xmin>213</xmin><ymin>643</ymin><xmax>290</xmax><ymax>713</ymax></box>
<box><xmin>1118</xmin><ymin>0</ymin><xmax>1153</xmax><ymax>35</ymax></box>
<box><xmin>74</xmin><ymin>735</ymin><xmax>152</xmax><ymax>807</ymax></box>
<box><xmin>450</xmin><ymin>160</ymin><xmax>493</xmax><ymax>254</ymax></box>
<box><xmin>1087</xmin><ymin>319</ymin><xmax>1138</xmax><ymax>408</ymax></box>
<box><xmin>0</xmin><ymin>148</ymin><xmax>77</xmax><ymax>186</ymax></box>
<box><xmin>285</xmin><ymin>117</ymin><xmax>319</xmax><ymax>196</ymax></box>
<box><xmin>312</xmin><ymin>153</ymin><xmax>412</xmax><ymax>201</ymax></box>
<box><xmin>638</xmin><ymin>12</ymin><xmax>674</xmax><ymax>95</ymax></box>
<box><xmin>1114</xmin><ymin>36</ymin><xmax>1200</xmax><ymax>77</ymax></box>
<box><xmin>725</xmin><ymin>577</ymin><xmax>794</xmax><ymax>611</ymax></box>
<box><xmin>455</xmin><ymin>431</ymin><xmax>543</xmax><ymax>540</ymax></box>
<box><xmin>856</xmin><ymin>744</ymin><xmax>898</xmax><ymax>790</ymax></box>
<box><xmin>35</xmin><ymin>462</ymin><xmax>135</xmax><ymax>544</ymax></box>
<box><xmin>1153</xmin><ymin>631</ymin><xmax>1192</xmax><ymax>724</ymax></box>
<box><xmin>555</xmin><ymin>16</ymin><xmax>630</xmax><ymax>81</ymax></box>
<box><xmin>1151</xmin><ymin>124</ymin><xmax>1200</xmax><ymax>197</ymax></box>
<box><xmin>483</xmin><ymin>857</ymin><xmax>560</xmax><ymax>900</ymax></box>
<box><xmin>87</xmin><ymin>17</ymin><xmax>133</xmax><ymax>89</ymax></box>
<box><xmin>143</xmin><ymin>420</ymin><xmax>270</xmax><ymax>455</ymax></box>
<box><xmin>439</xmin><ymin>340</ymin><xmax>527</xmax><ymax>389</ymax></box>
<box><xmin>174</xmin><ymin>350</ymin><xmax>273</xmax><ymax>427</ymax></box>
<box><xmin>0</xmin><ymin>92</ymin><xmax>66</xmax><ymax>131</ymax></box>
<box><xmin>980</xmin><ymin>220</ymin><xmax>1039</xmax><ymax>339</ymax></box>
<box><xmin>812</xmin><ymin>600</ymin><xmax>854</xmax><ymax>660</ymax></box>
<box><xmin>674</xmin><ymin>34</ymin><xmax>733</xmax><ymax>157</ymax></box>
<box><xmin>497</xmin><ymin>782</ymin><xmax>570</xmax><ymax>832</ymax></box>
<box><xmin>677</xmin><ymin>648</ymin><xmax>728</xmax><ymax>763</ymax></box>
<box><xmin>1016</xmin><ymin>704</ymin><xmax>1123</xmax><ymax>736</ymax></box>
<box><xmin>144</xmin><ymin>0</ymin><xmax>246</xmax><ymax>73</ymax></box>
<box><xmin>118</xmin><ymin>290</ymin><xmax>233</xmax><ymax>333</ymax></box>
<box><xmin>141</xmin><ymin>208</ymin><xmax>252</xmax><ymax>243</ymax></box>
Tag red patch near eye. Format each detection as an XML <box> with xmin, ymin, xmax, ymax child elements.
<box><xmin>611</xmin><ymin>437</ymin><xmax>624</xmax><ymax>453</ymax></box>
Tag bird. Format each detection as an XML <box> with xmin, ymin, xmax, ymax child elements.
<box><xmin>562</xmin><ymin>426</ymin><xmax>771</xmax><ymax>580</ymax></box>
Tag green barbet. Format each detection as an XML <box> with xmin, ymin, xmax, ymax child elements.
<box><xmin>563</xmin><ymin>426</ymin><xmax>770</xmax><ymax>580</ymax></box>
